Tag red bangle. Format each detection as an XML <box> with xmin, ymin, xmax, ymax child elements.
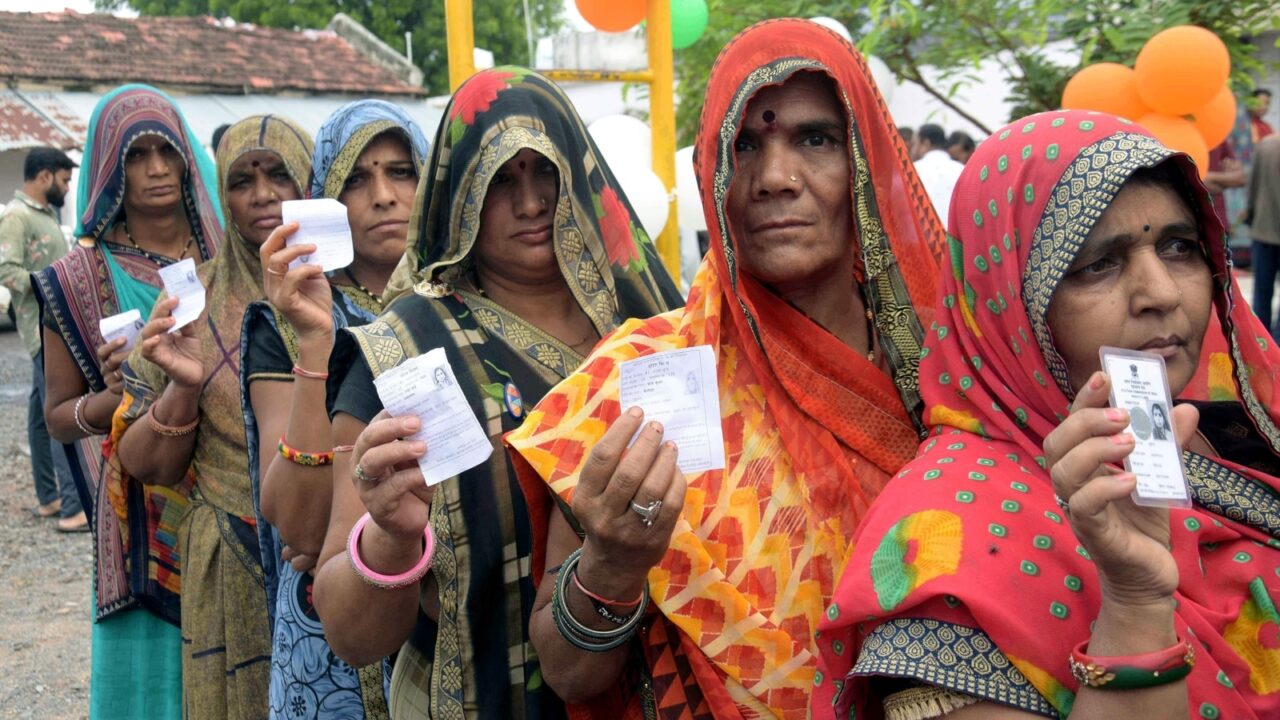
<box><xmin>571</xmin><ymin>567</ymin><xmax>644</xmax><ymax>608</ymax></box>
<box><xmin>1069</xmin><ymin>637</ymin><xmax>1196</xmax><ymax>689</ymax></box>
<box><xmin>146</xmin><ymin>403</ymin><xmax>198</xmax><ymax>437</ymax></box>
<box><xmin>277</xmin><ymin>435</ymin><xmax>334</xmax><ymax>466</ymax></box>
<box><xmin>292</xmin><ymin>365</ymin><xmax>329</xmax><ymax>380</ymax></box>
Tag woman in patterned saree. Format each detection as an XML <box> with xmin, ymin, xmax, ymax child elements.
<box><xmin>311</xmin><ymin>67</ymin><xmax>681</xmax><ymax>718</ymax></box>
<box><xmin>34</xmin><ymin>83</ymin><xmax>221</xmax><ymax>720</ymax></box>
<box><xmin>816</xmin><ymin>110</ymin><xmax>1280</xmax><ymax>719</ymax></box>
<box><xmin>107</xmin><ymin>114</ymin><xmax>313</xmax><ymax>718</ymax></box>
<box><xmin>241</xmin><ymin>99</ymin><xmax>428</xmax><ymax>719</ymax></box>
<box><xmin>504</xmin><ymin>19</ymin><xmax>944</xmax><ymax>718</ymax></box>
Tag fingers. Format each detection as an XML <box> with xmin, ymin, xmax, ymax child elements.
<box><xmin>353</xmin><ymin>414</ymin><xmax>420</xmax><ymax>464</ymax></box>
<box><xmin>289</xmin><ymin>553</ymin><xmax>317</xmax><ymax>573</ymax></box>
<box><xmin>598</xmin><ymin>418</ymin><xmax>667</xmax><ymax>515</ymax></box>
<box><xmin>358</xmin><ymin>437</ymin><xmax>427</xmax><ymax>482</ymax></box>
<box><xmin>578</xmin><ymin>407</ymin><xmax>645</xmax><ymax>500</ymax></box>
<box><xmin>629</xmin><ymin>440</ymin><xmax>678</xmax><ymax>511</ymax></box>
<box><xmin>265</xmin><ymin>244</ymin><xmax>318</xmax><ymax>276</ymax></box>
<box><xmin>258</xmin><ymin>221</ymin><xmax>299</xmax><ymax>265</ymax></box>
<box><xmin>95</xmin><ymin>337</ymin><xmax>126</xmax><ymax>362</ymax></box>
<box><xmin>1043</xmin><ymin>373</ymin><xmax>1128</xmax><ymax>469</ymax></box>
<box><xmin>141</xmin><ymin>298</ymin><xmax>180</xmax><ymax>339</ymax></box>
<box><xmin>1051</xmin><ymin>432</ymin><xmax>1134</xmax><ymax>502</ymax></box>
<box><xmin>1066</xmin><ymin>472</ymin><xmax>1137</xmax><ymax>536</ymax></box>
<box><xmin>1171</xmin><ymin>403</ymin><xmax>1200</xmax><ymax>448</ymax></box>
<box><xmin>654</xmin><ymin>463</ymin><xmax>687</xmax><ymax>534</ymax></box>
<box><xmin>275</xmin><ymin>262</ymin><xmax>326</xmax><ymax>301</ymax></box>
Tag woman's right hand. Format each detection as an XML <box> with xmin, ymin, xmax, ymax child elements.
<box><xmin>95</xmin><ymin>337</ymin><xmax>129</xmax><ymax>394</ymax></box>
<box><xmin>1043</xmin><ymin>371</ymin><xmax>1198</xmax><ymax>609</ymax></box>
<box><xmin>350</xmin><ymin>410</ymin><xmax>433</xmax><ymax>543</ymax></box>
<box><xmin>260</xmin><ymin>222</ymin><xmax>333</xmax><ymax>342</ymax></box>
<box><xmin>572</xmin><ymin>407</ymin><xmax>687</xmax><ymax>598</ymax></box>
<box><xmin>139</xmin><ymin>297</ymin><xmax>205</xmax><ymax>389</ymax></box>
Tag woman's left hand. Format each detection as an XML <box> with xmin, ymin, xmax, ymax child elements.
<box><xmin>1043</xmin><ymin>371</ymin><xmax>1198</xmax><ymax>609</ymax></box>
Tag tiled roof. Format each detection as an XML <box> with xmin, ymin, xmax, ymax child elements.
<box><xmin>0</xmin><ymin>11</ymin><xmax>425</xmax><ymax>97</ymax></box>
<box><xmin>0</xmin><ymin>91</ymin><xmax>83</xmax><ymax>151</ymax></box>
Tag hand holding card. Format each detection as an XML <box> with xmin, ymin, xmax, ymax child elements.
<box><xmin>1098</xmin><ymin>346</ymin><xmax>1192</xmax><ymax>508</ymax></box>
<box><xmin>99</xmin><ymin>309</ymin><xmax>145</xmax><ymax>351</ymax></box>
<box><xmin>157</xmin><ymin>258</ymin><xmax>205</xmax><ymax>334</ymax></box>
<box><xmin>281</xmin><ymin>198</ymin><xmax>354</xmax><ymax>272</ymax></box>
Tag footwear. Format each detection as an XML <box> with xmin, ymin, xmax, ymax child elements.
<box><xmin>56</xmin><ymin>512</ymin><xmax>89</xmax><ymax>533</ymax></box>
<box><xmin>30</xmin><ymin>500</ymin><xmax>60</xmax><ymax>519</ymax></box>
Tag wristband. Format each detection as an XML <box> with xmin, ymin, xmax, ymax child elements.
<box><xmin>278</xmin><ymin>435</ymin><xmax>334</xmax><ymax>466</ymax></box>
<box><xmin>292</xmin><ymin>365</ymin><xmax>329</xmax><ymax>380</ymax></box>
<box><xmin>146</xmin><ymin>403</ymin><xmax>198</xmax><ymax>437</ymax></box>
<box><xmin>332</xmin><ymin>444</ymin><xmax>355</xmax><ymax>454</ymax></box>
<box><xmin>571</xmin><ymin>567</ymin><xmax>644</xmax><ymax>608</ymax></box>
<box><xmin>1070</xmin><ymin>637</ymin><xmax>1195</xmax><ymax>690</ymax></box>
<box><xmin>346</xmin><ymin>512</ymin><xmax>434</xmax><ymax>590</ymax></box>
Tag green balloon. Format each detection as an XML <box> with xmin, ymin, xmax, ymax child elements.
<box><xmin>671</xmin><ymin>0</ymin><xmax>709</xmax><ymax>50</ymax></box>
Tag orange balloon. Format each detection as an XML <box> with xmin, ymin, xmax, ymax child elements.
<box><xmin>1189</xmin><ymin>86</ymin><xmax>1237</xmax><ymax>149</ymax></box>
<box><xmin>1138</xmin><ymin>113</ymin><xmax>1209</xmax><ymax>177</ymax></box>
<box><xmin>576</xmin><ymin>0</ymin><xmax>646</xmax><ymax>33</ymax></box>
<box><xmin>1061</xmin><ymin>63</ymin><xmax>1148</xmax><ymax>121</ymax></box>
<box><xmin>1135</xmin><ymin>25</ymin><xmax>1230</xmax><ymax>115</ymax></box>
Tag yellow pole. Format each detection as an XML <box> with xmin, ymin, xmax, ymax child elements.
<box><xmin>444</xmin><ymin>0</ymin><xmax>477</xmax><ymax>91</ymax></box>
<box><xmin>646</xmin><ymin>0</ymin><xmax>680</xmax><ymax>280</ymax></box>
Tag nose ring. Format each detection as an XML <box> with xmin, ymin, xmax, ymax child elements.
<box><xmin>789</xmin><ymin>176</ymin><xmax>798</xmax><ymax>183</ymax></box>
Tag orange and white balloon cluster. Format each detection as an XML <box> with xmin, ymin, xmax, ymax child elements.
<box><xmin>1061</xmin><ymin>26</ymin><xmax>1234</xmax><ymax>176</ymax></box>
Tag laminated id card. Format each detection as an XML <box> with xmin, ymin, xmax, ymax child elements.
<box><xmin>1098</xmin><ymin>346</ymin><xmax>1191</xmax><ymax>508</ymax></box>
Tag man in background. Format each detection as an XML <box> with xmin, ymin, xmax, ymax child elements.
<box><xmin>1251</xmin><ymin>89</ymin><xmax>1274</xmax><ymax>143</ymax></box>
<box><xmin>947</xmin><ymin>130</ymin><xmax>976</xmax><ymax>164</ymax></box>
<box><xmin>1248</xmin><ymin>134</ymin><xmax>1280</xmax><ymax>336</ymax></box>
<box><xmin>0</xmin><ymin>148</ymin><xmax>83</xmax><ymax>532</ymax></box>
<box><xmin>911</xmin><ymin>123</ymin><xmax>963</xmax><ymax>226</ymax></box>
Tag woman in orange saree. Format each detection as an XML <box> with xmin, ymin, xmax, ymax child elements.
<box><xmin>506</xmin><ymin>18</ymin><xmax>945</xmax><ymax>718</ymax></box>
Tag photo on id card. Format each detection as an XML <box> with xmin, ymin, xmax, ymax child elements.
<box><xmin>1098</xmin><ymin>346</ymin><xmax>1191</xmax><ymax>508</ymax></box>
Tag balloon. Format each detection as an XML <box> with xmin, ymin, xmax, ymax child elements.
<box><xmin>1189</xmin><ymin>86</ymin><xmax>1237</xmax><ymax>149</ymax></box>
<box><xmin>1137</xmin><ymin>112</ymin><xmax>1209</xmax><ymax>177</ymax></box>
<box><xmin>671</xmin><ymin>0</ymin><xmax>709</xmax><ymax>50</ymax></box>
<box><xmin>1061</xmin><ymin>63</ymin><xmax>1148</xmax><ymax>121</ymax></box>
<box><xmin>674</xmin><ymin>146</ymin><xmax>705</xmax><ymax>233</ymax></box>
<box><xmin>866</xmin><ymin>55</ymin><xmax>896</xmax><ymax>105</ymax></box>
<box><xmin>589</xmin><ymin>114</ymin><xmax>652</xmax><ymax>174</ymax></box>
<box><xmin>1135</xmin><ymin>25</ymin><xmax>1230</xmax><ymax>115</ymax></box>
<box><xmin>576</xmin><ymin>0</ymin><xmax>646</xmax><ymax>33</ymax></box>
<box><xmin>808</xmin><ymin>16</ymin><xmax>853</xmax><ymax>44</ymax></box>
<box><xmin>615</xmin><ymin>167</ymin><xmax>671</xmax><ymax>239</ymax></box>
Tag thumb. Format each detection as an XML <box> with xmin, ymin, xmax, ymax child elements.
<box><xmin>1172</xmin><ymin>403</ymin><xmax>1200</xmax><ymax>448</ymax></box>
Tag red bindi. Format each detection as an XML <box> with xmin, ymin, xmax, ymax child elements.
<box><xmin>762</xmin><ymin>110</ymin><xmax>778</xmax><ymax>131</ymax></box>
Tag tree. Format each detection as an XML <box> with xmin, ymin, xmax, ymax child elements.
<box><xmin>101</xmin><ymin>0</ymin><xmax>563</xmax><ymax>95</ymax></box>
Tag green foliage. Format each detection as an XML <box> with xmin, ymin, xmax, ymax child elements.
<box><xmin>105</xmin><ymin>0</ymin><xmax>563</xmax><ymax>95</ymax></box>
<box><xmin>673</xmin><ymin>0</ymin><xmax>1280</xmax><ymax>142</ymax></box>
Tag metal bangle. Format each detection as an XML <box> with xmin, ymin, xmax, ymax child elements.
<box><xmin>73</xmin><ymin>393</ymin><xmax>108</xmax><ymax>437</ymax></box>
<box><xmin>549</xmin><ymin>548</ymin><xmax>647</xmax><ymax>651</ymax></box>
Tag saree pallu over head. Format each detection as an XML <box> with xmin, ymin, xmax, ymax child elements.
<box><xmin>506</xmin><ymin>19</ymin><xmax>943</xmax><ymax>718</ymax></box>
<box><xmin>333</xmin><ymin>67</ymin><xmax>679</xmax><ymax>718</ymax></box>
<box><xmin>105</xmin><ymin>115</ymin><xmax>313</xmax><ymax>715</ymax></box>
<box><xmin>309</xmin><ymin>98</ymin><xmax>430</xmax><ymax>200</ymax></box>
<box><xmin>815</xmin><ymin>110</ymin><xmax>1280</xmax><ymax>719</ymax></box>
<box><xmin>33</xmin><ymin>83</ymin><xmax>221</xmax><ymax>622</ymax></box>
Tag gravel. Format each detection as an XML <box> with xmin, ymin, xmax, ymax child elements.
<box><xmin>0</xmin><ymin>326</ymin><xmax>92</xmax><ymax>719</ymax></box>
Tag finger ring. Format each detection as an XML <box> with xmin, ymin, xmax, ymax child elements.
<box><xmin>266</xmin><ymin>268</ymin><xmax>286</xmax><ymax>277</ymax></box>
<box><xmin>630</xmin><ymin>499</ymin><xmax>663</xmax><ymax>527</ymax></box>
<box><xmin>354</xmin><ymin>463</ymin><xmax>380</xmax><ymax>485</ymax></box>
<box><xmin>1054</xmin><ymin>494</ymin><xmax>1070</xmax><ymax>511</ymax></box>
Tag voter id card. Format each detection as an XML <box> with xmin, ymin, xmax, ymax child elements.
<box><xmin>1098</xmin><ymin>346</ymin><xmax>1191</xmax><ymax>508</ymax></box>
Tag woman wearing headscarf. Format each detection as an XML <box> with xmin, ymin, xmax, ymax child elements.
<box><xmin>33</xmin><ymin>83</ymin><xmax>220</xmax><ymax>720</ymax></box>
<box><xmin>504</xmin><ymin>19</ymin><xmax>944</xmax><ymax>718</ymax></box>
<box><xmin>106</xmin><ymin>114</ymin><xmax>313</xmax><ymax>718</ymax></box>
<box><xmin>816</xmin><ymin>110</ymin><xmax>1280</xmax><ymax>719</ymax></box>
<box><xmin>311</xmin><ymin>67</ymin><xmax>681</xmax><ymax>718</ymax></box>
<box><xmin>241</xmin><ymin>99</ymin><xmax>428</xmax><ymax>720</ymax></box>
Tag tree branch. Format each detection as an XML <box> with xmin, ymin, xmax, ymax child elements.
<box><xmin>900</xmin><ymin>53</ymin><xmax>994</xmax><ymax>135</ymax></box>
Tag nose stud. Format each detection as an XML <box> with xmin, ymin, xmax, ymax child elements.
<box><xmin>789</xmin><ymin>176</ymin><xmax>797</xmax><ymax>183</ymax></box>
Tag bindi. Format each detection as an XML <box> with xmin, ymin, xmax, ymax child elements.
<box><xmin>1143</xmin><ymin>224</ymin><xmax>1151</xmax><ymax>232</ymax></box>
<box><xmin>761</xmin><ymin>109</ymin><xmax>778</xmax><ymax>131</ymax></box>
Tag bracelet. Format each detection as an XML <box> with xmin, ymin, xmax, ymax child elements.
<box><xmin>74</xmin><ymin>393</ymin><xmax>109</xmax><ymax>436</ymax></box>
<box><xmin>571</xmin><ymin>567</ymin><xmax>644</xmax><ymax>608</ymax></box>
<box><xmin>146</xmin><ymin>403</ymin><xmax>199</xmax><ymax>437</ymax></box>
<box><xmin>278</xmin><ymin>435</ymin><xmax>334</xmax><ymax>466</ymax></box>
<box><xmin>1070</xmin><ymin>637</ymin><xmax>1196</xmax><ymax>690</ymax></box>
<box><xmin>292</xmin><ymin>365</ymin><xmax>329</xmax><ymax>380</ymax></box>
<box><xmin>347</xmin><ymin>512</ymin><xmax>434</xmax><ymax>590</ymax></box>
<box><xmin>549</xmin><ymin>548</ymin><xmax>648</xmax><ymax>652</ymax></box>
<box><xmin>333</xmin><ymin>444</ymin><xmax>355</xmax><ymax>454</ymax></box>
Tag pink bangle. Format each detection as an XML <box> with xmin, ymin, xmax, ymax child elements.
<box><xmin>292</xmin><ymin>364</ymin><xmax>329</xmax><ymax>380</ymax></box>
<box><xmin>346</xmin><ymin>512</ymin><xmax>434</xmax><ymax>590</ymax></box>
<box><xmin>571</xmin><ymin>567</ymin><xmax>644</xmax><ymax>608</ymax></box>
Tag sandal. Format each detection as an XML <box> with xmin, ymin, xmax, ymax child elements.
<box><xmin>56</xmin><ymin>512</ymin><xmax>89</xmax><ymax>533</ymax></box>
<box><xmin>30</xmin><ymin>501</ymin><xmax>60</xmax><ymax>519</ymax></box>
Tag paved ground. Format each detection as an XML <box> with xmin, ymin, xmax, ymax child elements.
<box><xmin>0</xmin><ymin>324</ymin><xmax>91</xmax><ymax>720</ymax></box>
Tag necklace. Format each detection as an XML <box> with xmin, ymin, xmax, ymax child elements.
<box><xmin>860</xmin><ymin>284</ymin><xmax>877</xmax><ymax>364</ymax></box>
<box><xmin>122</xmin><ymin>221</ymin><xmax>193</xmax><ymax>262</ymax></box>
<box><xmin>343</xmin><ymin>267</ymin><xmax>382</xmax><ymax>304</ymax></box>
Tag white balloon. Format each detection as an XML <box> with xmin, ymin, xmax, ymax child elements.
<box><xmin>866</xmin><ymin>54</ymin><xmax>896</xmax><ymax>104</ymax></box>
<box><xmin>614</xmin><ymin>167</ymin><xmax>670</xmax><ymax>240</ymax></box>
<box><xmin>674</xmin><ymin>146</ymin><xmax>705</xmax><ymax>233</ymax></box>
<box><xmin>808</xmin><ymin>16</ymin><xmax>852</xmax><ymax>43</ymax></box>
<box><xmin>589</xmin><ymin>114</ymin><xmax>652</xmax><ymax>174</ymax></box>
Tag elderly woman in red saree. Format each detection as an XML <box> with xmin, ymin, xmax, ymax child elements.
<box><xmin>816</xmin><ymin>110</ymin><xmax>1280</xmax><ymax>719</ymax></box>
<box><xmin>505</xmin><ymin>19</ymin><xmax>944</xmax><ymax>717</ymax></box>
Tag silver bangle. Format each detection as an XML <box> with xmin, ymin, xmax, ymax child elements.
<box><xmin>74</xmin><ymin>393</ymin><xmax>108</xmax><ymax>437</ymax></box>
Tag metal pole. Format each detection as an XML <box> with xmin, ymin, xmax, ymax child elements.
<box><xmin>646</xmin><ymin>0</ymin><xmax>680</xmax><ymax>279</ymax></box>
<box><xmin>444</xmin><ymin>0</ymin><xmax>477</xmax><ymax>92</ymax></box>
<box><xmin>521</xmin><ymin>0</ymin><xmax>536</xmax><ymax>67</ymax></box>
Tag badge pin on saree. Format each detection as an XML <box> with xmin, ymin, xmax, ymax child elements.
<box><xmin>1098</xmin><ymin>346</ymin><xmax>1192</xmax><ymax>508</ymax></box>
